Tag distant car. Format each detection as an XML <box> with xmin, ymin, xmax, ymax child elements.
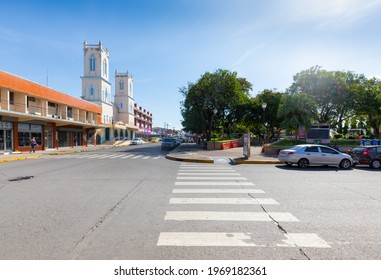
<box><xmin>161</xmin><ymin>138</ymin><xmax>177</xmax><ymax>150</ymax></box>
<box><xmin>131</xmin><ymin>138</ymin><xmax>143</xmax><ymax>145</ymax></box>
<box><xmin>278</xmin><ymin>144</ymin><xmax>353</xmax><ymax>169</ymax></box>
<box><xmin>347</xmin><ymin>145</ymin><xmax>381</xmax><ymax>168</ymax></box>
<box><xmin>151</xmin><ymin>137</ymin><xmax>160</xmax><ymax>143</ymax></box>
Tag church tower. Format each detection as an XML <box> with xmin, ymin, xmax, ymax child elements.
<box><xmin>81</xmin><ymin>41</ymin><xmax>113</xmax><ymax>124</ymax></box>
<box><xmin>114</xmin><ymin>70</ymin><xmax>135</xmax><ymax>126</ymax></box>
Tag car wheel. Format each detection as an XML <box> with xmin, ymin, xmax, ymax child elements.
<box><xmin>298</xmin><ymin>158</ymin><xmax>309</xmax><ymax>168</ymax></box>
<box><xmin>340</xmin><ymin>159</ymin><xmax>351</xmax><ymax>169</ymax></box>
<box><xmin>370</xmin><ymin>159</ymin><xmax>381</xmax><ymax>169</ymax></box>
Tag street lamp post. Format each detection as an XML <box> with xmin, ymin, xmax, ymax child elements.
<box><xmin>262</xmin><ymin>102</ymin><xmax>267</xmax><ymax>144</ymax></box>
<box><xmin>212</xmin><ymin>108</ymin><xmax>218</xmax><ymax>150</ymax></box>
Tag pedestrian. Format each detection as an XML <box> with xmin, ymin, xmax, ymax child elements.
<box><xmin>30</xmin><ymin>137</ymin><xmax>38</xmax><ymax>153</ymax></box>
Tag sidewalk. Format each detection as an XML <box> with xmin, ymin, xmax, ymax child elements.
<box><xmin>166</xmin><ymin>143</ymin><xmax>280</xmax><ymax>164</ymax></box>
<box><xmin>0</xmin><ymin>145</ymin><xmax>114</xmax><ymax>163</ymax></box>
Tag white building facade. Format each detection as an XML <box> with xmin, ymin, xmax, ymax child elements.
<box><xmin>81</xmin><ymin>41</ymin><xmax>113</xmax><ymax>125</ymax></box>
<box><xmin>114</xmin><ymin>71</ymin><xmax>135</xmax><ymax>127</ymax></box>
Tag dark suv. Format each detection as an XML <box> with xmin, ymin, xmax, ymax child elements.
<box><xmin>347</xmin><ymin>145</ymin><xmax>381</xmax><ymax>168</ymax></box>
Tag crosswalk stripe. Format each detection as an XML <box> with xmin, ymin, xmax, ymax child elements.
<box><xmin>175</xmin><ymin>182</ymin><xmax>254</xmax><ymax>186</ymax></box>
<box><xmin>176</xmin><ymin>176</ymin><xmax>246</xmax><ymax>180</ymax></box>
<box><xmin>157</xmin><ymin>232</ymin><xmax>257</xmax><ymax>247</ymax></box>
<box><xmin>169</xmin><ymin>198</ymin><xmax>279</xmax><ymax>205</ymax></box>
<box><xmin>179</xmin><ymin>169</ymin><xmax>237</xmax><ymax>173</ymax></box>
<box><xmin>178</xmin><ymin>172</ymin><xmax>240</xmax><ymax>176</ymax></box>
<box><xmin>97</xmin><ymin>154</ymin><xmax>114</xmax><ymax>158</ymax></box>
<box><xmin>181</xmin><ymin>164</ymin><xmax>214</xmax><ymax>167</ymax></box>
<box><xmin>121</xmin><ymin>154</ymin><xmax>134</xmax><ymax>159</ymax></box>
<box><xmin>153</xmin><ymin>156</ymin><xmax>161</xmax><ymax>159</ymax></box>
<box><xmin>130</xmin><ymin>155</ymin><xmax>143</xmax><ymax>159</ymax></box>
<box><xmin>109</xmin><ymin>154</ymin><xmax>126</xmax><ymax>158</ymax></box>
<box><xmin>142</xmin><ymin>156</ymin><xmax>151</xmax><ymax>159</ymax></box>
<box><xmin>157</xmin><ymin>232</ymin><xmax>330</xmax><ymax>248</ymax></box>
<box><xmin>164</xmin><ymin>211</ymin><xmax>299</xmax><ymax>222</ymax></box>
<box><xmin>280</xmin><ymin>233</ymin><xmax>331</xmax><ymax>248</ymax></box>
<box><xmin>180</xmin><ymin>167</ymin><xmax>233</xmax><ymax>171</ymax></box>
<box><xmin>172</xmin><ymin>189</ymin><xmax>265</xmax><ymax>194</ymax></box>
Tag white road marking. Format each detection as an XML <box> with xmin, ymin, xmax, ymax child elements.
<box><xmin>165</xmin><ymin>211</ymin><xmax>299</xmax><ymax>222</ymax></box>
<box><xmin>179</xmin><ymin>167</ymin><xmax>233</xmax><ymax>171</ymax></box>
<box><xmin>175</xmin><ymin>182</ymin><xmax>254</xmax><ymax>186</ymax></box>
<box><xmin>153</xmin><ymin>156</ymin><xmax>161</xmax><ymax>159</ymax></box>
<box><xmin>280</xmin><ymin>233</ymin><xmax>331</xmax><ymax>248</ymax></box>
<box><xmin>172</xmin><ymin>188</ymin><xmax>265</xmax><ymax>194</ymax></box>
<box><xmin>109</xmin><ymin>154</ymin><xmax>126</xmax><ymax>158</ymax></box>
<box><xmin>130</xmin><ymin>155</ymin><xmax>143</xmax><ymax>159</ymax></box>
<box><xmin>178</xmin><ymin>172</ymin><xmax>240</xmax><ymax>176</ymax></box>
<box><xmin>157</xmin><ymin>232</ymin><xmax>257</xmax><ymax>247</ymax></box>
<box><xmin>142</xmin><ymin>156</ymin><xmax>151</xmax><ymax>159</ymax></box>
<box><xmin>121</xmin><ymin>154</ymin><xmax>134</xmax><ymax>159</ymax></box>
<box><xmin>176</xmin><ymin>177</ymin><xmax>246</xmax><ymax>180</ymax></box>
<box><xmin>97</xmin><ymin>154</ymin><xmax>115</xmax><ymax>158</ymax></box>
<box><xmin>169</xmin><ymin>198</ymin><xmax>279</xmax><ymax>205</ymax></box>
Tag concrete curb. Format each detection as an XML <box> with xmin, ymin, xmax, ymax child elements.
<box><xmin>232</xmin><ymin>158</ymin><xmax>281</xmax><ymax>164</ymax></box>
<box><xmin>165</xmin><ymin>154</ymin><xmax>214</xmax><ymax>164</ymax></box>
<box><xmin>0</xmin><ymin>155</ymin><xmax>40</xmax><ymax>163</ymax></box>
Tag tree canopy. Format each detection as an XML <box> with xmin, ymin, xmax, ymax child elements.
<box><xmin>180</xmin><ymin>69</ymin><xmax>252</xmax><ymax>140</ymax></box>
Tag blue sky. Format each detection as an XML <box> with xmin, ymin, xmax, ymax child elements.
<box><xmin>1</xmin><ymin>0</ymin><xmax>381</xmax><ymax>130</ymax></box>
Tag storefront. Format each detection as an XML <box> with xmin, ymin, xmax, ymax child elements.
<box><xmin>0</xmin><ymin>121</ymin><xmax>13</xmax><ymax>153</ymax></box>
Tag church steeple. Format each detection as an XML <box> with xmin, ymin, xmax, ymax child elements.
<box><xmin>81</xmin><ymin>40</ymin><xmax>113</xmax><ymax>124</ymax></box>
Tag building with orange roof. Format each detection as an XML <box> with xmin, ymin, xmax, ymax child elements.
<box><xmin>0</xmin><ymin>70</ymin><xmax>102</xmax><ymax>153</ymax></box>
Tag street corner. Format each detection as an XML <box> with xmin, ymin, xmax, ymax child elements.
<box><xmin>165</xmin><ymin>153</ymin><xmax>214</xmax><ymax>163</ymax></box>
<box><xmin>230</xmin><ymin>157</ymin><xmax>281</xmax><ymax>165</ymax></box>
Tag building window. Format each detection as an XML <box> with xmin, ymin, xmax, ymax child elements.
<box><xmin>9</xmin><ymin>91</ymin><xmax>15</xmax><ymax>105</ymax></box>
<box><xmin>103</xmin><ymin>59</ymin><xmax>107</xmax><ymax>77</ymax></box>
<box><xmin>119</xmin><ymin>80</ymin><xmax>124</xmax><ymax>90</ymax></box>
<box><xmin>48</xmin><ymin>102</ymin><xmax>56</xmax><ymax>107</ymax></box>
<box><xmin>90</xmin><ymin>85</ymin><xmax>94</xmax><ymax>96</ymax></box>
<box><xmin>18</xmin><ymin>124</ymin><xmax>42</xmax><ymax>147</ymax></box>
<box><xmin>89</xmin><ymin>55</ymin><xmax>96</xmax><ymax>71</ymax></box>
<box><xmin>129</xmin><ymin>82</ymin><xmax>133</xmax><ymax>95</ymax></box>
<box><xmin>67</xmin><ymin>107</ymin><xmax>73</xmax><ymax>118</ymax></box>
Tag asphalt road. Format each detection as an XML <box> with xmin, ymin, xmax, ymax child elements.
<box><xmin>0</xmin><ymin>143</ymin><xmax>380</xmax><ymax>260</ymax></box>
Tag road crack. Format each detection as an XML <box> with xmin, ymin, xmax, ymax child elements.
<box><xmin>71</xmin><ymin>179</ymin><xmax>145</xmax><ymax>257</ymax></box>
<box><xmin>248</xmin><ymin>193</ymin><xmax>311</xmax><ymax>260</ymax></box>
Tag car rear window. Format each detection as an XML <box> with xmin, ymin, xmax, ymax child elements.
<box><xmin>351</xmin><ymin>147</ymin><xmax>366</xmax><ymax>152</ymax></box>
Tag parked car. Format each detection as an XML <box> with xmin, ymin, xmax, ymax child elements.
<box><xmin>347</xmin><ymin>145</ymin><xmax>381</xmax><ymax>168</ymax></box>
<box><xmin>131</xmin><ymin>138</ymin><xmax>143</xmax><ymax>145</ymax></box>
<box><xmin>161</xmin><ymin>137</ymin><xmax>177</xmax><ymax>150</ymax></box>
<box><xmin>278</xmin><ymin>144</ymin><xmax>353</xmax><ymax>169</ymax></box>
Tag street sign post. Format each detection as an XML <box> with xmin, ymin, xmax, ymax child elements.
<box><xmin>243</xmin><ymin>132</ymin><xmax>250</xmax><ymax>158</ymax></box>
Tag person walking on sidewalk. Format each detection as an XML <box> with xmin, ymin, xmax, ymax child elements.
<box><xmin>30</xmin><ymin>137</ymin><xmax>38</xmax><ymax>153</ymax></box>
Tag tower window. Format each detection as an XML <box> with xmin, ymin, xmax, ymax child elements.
<box><xmin>89</xmin><ymin>55</ymin><xmax>96</xmax><ymax>71</ymax></box>
<box><xmin>103</xmin><ymin>59</ymin><xmax>107</xmax><ymax>77</ymax></box>
<box><xmin>119</xmin><ymin>80</ymin><xmax>124</xmax><ymax>90</ymax></box>
<box><xmin>90</xmin><ymin>85</ymin><xmax>94</xmax><ymax>96</ymax></box>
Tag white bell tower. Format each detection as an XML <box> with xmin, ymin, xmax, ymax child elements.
<box><xmin>81</xmin><ymin>40</ymin><xmax>113</xmax><ymax>124</ymax></box>
<box><xmin>114</xmin><ymin>70</ymin><xmax>135</xmax><ymax>126</ymax></box>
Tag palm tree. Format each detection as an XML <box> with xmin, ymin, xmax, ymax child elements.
<box><xmin>277</xmin><ymin>93</ymin><xmax>317</xmax><ymax>137</ymax></box>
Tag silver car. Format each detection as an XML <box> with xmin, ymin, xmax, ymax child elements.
<box><xmin>278</xmin><ymin>144</ymin><xmax>353</xmax><ymax>169</ymax></box>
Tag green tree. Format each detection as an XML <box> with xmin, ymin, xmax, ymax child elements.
<box><xmin>180</xmin><ymin>69</ymin><xmax>252</xmax><ymax>140</ymax></box>
<box><xmin>277</xmin><ymin>93</ymin><xmax>317</xmax><ymax>137</ymax></box>
<box><xmin>288</xmin><ymin>66</ymin><xmax>355</xmax><ymax>129</ymax></box>
<box><xmin>352</xmin><ymin>76</ymin><xmax>381</xmax><ymax>138</ymax></box>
